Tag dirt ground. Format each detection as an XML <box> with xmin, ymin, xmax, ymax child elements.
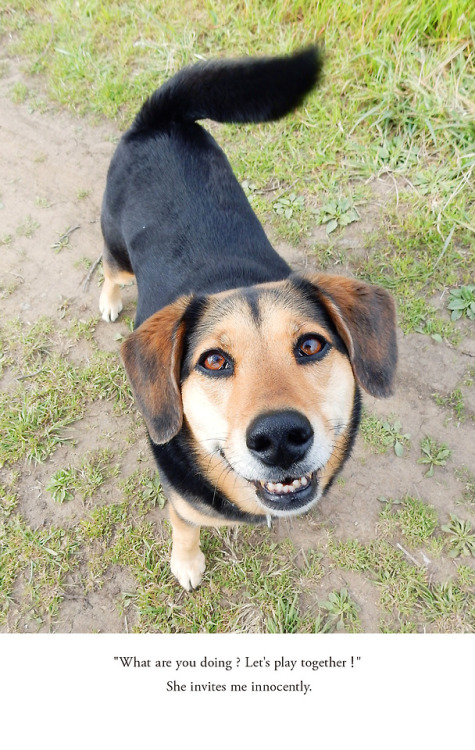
<box><xmin>1</xmin><ymin>56</ymin><xmax>474</xmax><ymax>633</ymax></box>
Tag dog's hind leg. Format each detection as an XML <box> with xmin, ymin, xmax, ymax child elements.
<box><xmin>168</xmin><ymin>503</ymin><xmax>206</xmax><ymax>592</ymax></box>
<box><xmin>99</xmin><ymin>248</ymin><xmax>135</xmax><ymax>322</ymax></box>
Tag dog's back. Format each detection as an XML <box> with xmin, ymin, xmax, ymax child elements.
<box><xmin>101</xmin><ymin>48</ymin><xmax>322</xmax><ymax>324</ymax></box>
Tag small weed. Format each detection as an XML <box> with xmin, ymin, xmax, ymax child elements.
<box><xmin>46</xmin><ymin>468</ymin><xmax>76</xmax><ymax>503</ymax></box>
<box><xmin>241</xmin><ymin>179</ymin><xmax>259</xmax><ymax>205</ymax></box>
<box><xmin>136</xmin><ymin>473</ymin><xmax>166</xmax><ymax>510</ymax></box>
<box><xmin>319</xmin><ymin>588</ymin><xmax>361</xmax><ymax>632</ymax></box>
<box><xmin>273</xmin><ymin>192</ymin><xmax>304</xmax><ymax>220</ymax></box>
<box><xmin>381</xmin><ymin>420</ymin><xmax>411</xmax><ymax>457</ymax></box>
<box><xmin>448</xmin><ymin>285</ymin><xmax>475</xmax><ymax>322</ymax></box>
<box><xmin>360</xmin><ymin>413</ymin><xmax>410</xmax><ymax>456</ymax></box>
<box><xmin>16</xmin><ymin>215</ymin><xmax>39</xmax><ymax>238</ymax></box>
<box><xmin>378</xmin><ymin>496</ymin><xmax>403</xmax><ymax>507</ymax></box>
<box><xmin>51</xmin><ymin>226</ymin><xmax>79</xmax><ymax>253</ymax></box>
<box><xmin>313</xmin><ymin>197</ymin><xmax>360</xmax><ymax>235</ymax></box>
<box><xmin>47</xmin><ymin>450</ymin><xmax>119</xmax><ymax>504</ymax></box>
<box><xmin>121</xmin><ymin>469</ymin><xmax>166</xmax><ymax>514</ymax></box>
<box><xmin>441</xmin><ymin>515</ymin><xmax>475</xmax><ymax>558</ymax></box>
<box><xmin>35</xmin><ymin>196</ymin><xmax>52</xmax><ymax>209</ymax></box>
<box><xmin>418</xmin><ymin>437</ymin><xmax>452</xmax><ymax>477</ymax></box>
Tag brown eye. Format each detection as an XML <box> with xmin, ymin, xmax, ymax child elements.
<box><xmin>202</xmin><ymin>352</ymin><xmax>227</xmax><ymax>371</ymax></box>
<box><xmin>299</xmin><ymin>337</ymin><xmax>323</xmax><ymax>356</ymax></box>
<box><xmin>198</xmin><ymin>349</ymin><xmax>233</xmax><ymax>376</ymax></box>
<box><xmin>295</xmin><ymin>334</ymin><xmax>329</xmax><ymax>363</ymax></box>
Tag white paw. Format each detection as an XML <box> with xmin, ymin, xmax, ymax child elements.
<box><xmin>99</xmin><ymin>289</ymin><xmax>123</xmax><ymax>322</ymax></box>
<box><xmin>170</xmin><ymin>549</ymin><xmax>206</xmax><ymax>591</ymax></box>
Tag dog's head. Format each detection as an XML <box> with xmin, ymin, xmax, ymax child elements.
<box><xmin>121</xmin><ymin>274</ymin><xmax>397</xmax><ymax>517</ymax></box>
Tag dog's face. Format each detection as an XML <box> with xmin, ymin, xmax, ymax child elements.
<box><xmin>121</xmin><ymin>273</ymin><xmax>397</xmax><ymax>518</ymax></box>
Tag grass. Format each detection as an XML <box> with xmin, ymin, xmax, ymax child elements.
<box><xmin>0</xmin><ymin>0</ymin><xmax>474</xmax><ymax>633</ymax></box>
<box><xmin>360</xmin><ymin>412</ymin><xmax>411</xmax><ymax>456</ymax></box>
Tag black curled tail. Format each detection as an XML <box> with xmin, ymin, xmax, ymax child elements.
<box><xmin>132</xmin><ymin>46</ymin><xmax>323</xmax><ymax>132</ymax></box>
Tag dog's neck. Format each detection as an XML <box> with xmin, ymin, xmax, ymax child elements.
<box><xmin>149</xmin><ymin>429</ymin><xmax>268</xmax><ymax>525</ymax></box>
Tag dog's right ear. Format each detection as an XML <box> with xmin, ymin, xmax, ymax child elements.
<box><xmin>121</xmin><ymin>296</ymin><xmax>191</xmax><ymax>444</ymax></box>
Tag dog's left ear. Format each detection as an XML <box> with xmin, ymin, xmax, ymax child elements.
<box><xmin>301</xmin><ymin>273</ymin><xmax>397</xmax><ymax>397</ymax></box>
<box><xmin>121</xmin><ymin>296</ymin><xmax>191</xmax><ymax>444</ymax></box>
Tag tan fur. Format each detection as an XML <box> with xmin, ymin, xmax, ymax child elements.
<box><xmin>181</xmin><ymin>292</ymin><xmax>356</xmax><ymax>507</ymax></box>
<box><xmin>168</xmin><ymin>501</ymin><xmax>206</xmax><ymax>591</ymax></box>
<box><xmin>99</xmin><ymin>254</ymin><xmax>135</xmax><ymax>322</ymax></box>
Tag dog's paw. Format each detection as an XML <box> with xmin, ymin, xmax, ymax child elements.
<box><xmin>99</xmin><ymin>287</ymin><xmax>123</xmax><ymax>322</ymax></box>
<box><xmin>171</xmin><ymin>549</ymin><xmax>206</xmax><ymax>592</ymax></box>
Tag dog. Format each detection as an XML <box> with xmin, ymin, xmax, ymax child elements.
<box><xmin>99</xmin><ymin>47</ymin><xmax>397</xmax><ymax>591</ymax></box>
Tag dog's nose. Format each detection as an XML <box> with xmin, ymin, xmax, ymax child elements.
<box><xmin>246</xmin><ymin>410</ymin><xmax>314</xmax><ymax>469</ymax></box>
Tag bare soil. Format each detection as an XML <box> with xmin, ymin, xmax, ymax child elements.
<box><xmin>1</xmin><ymin>56</ymin><xmax>473</xmax><ymax>633</ymax></box>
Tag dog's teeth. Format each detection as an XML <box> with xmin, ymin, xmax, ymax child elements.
<box><xmin>260</xmin><ymin>473</ymin><xmax>316</xmax><ymax>495</ymax></box>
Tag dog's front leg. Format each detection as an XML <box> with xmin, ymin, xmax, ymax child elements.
<box><xmin>99</xmin><ymin>251</ymin><xmax>135</xmax><ymax>322</ymax></box>
<box><xmin>168</xmin><ymin>503</ymin><xmax>206</xmax><ymax>591</ymax></box>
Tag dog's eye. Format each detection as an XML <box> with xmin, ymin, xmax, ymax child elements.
<box><xmin>203</xmin><ymin>352</ymin><xmax>226</xmax><ymax>370</ymax></box>
<box><xmin>299</xmin><ymin>337</ymin><xmax>322</xmax><ymax>356</ymax></box>
<box><xmin>295</xmin><ymin>334</ymin><xmax>329</xmax><ymax>362</ymax></box>
<box><xmin>198</xmin><ymin>350</ymin><xmax>233</xmax><ymax>375</ymax></box>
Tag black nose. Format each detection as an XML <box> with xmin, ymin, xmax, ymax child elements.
<box><xmin>246</xmin><ymin>410</ymin><xmax>314</xmax><ymax>470</ymax></box>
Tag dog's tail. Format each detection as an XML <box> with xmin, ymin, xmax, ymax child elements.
<box><xmin>132</xmin><ymin>46</ymin><xmax>322</xmax><ymax>131</ymax></box>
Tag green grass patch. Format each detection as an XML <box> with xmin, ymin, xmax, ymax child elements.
<box><xmin>360</xmin><ymin>411</ymin><xmax>411</xmax><ymax>456</ymax></box>
<box><xmin>0</xmin><ymin>514</ymin><xmax>80</xmax><ymax>626</ymax></box>
<box><xmin>47</xmin><ymin>449</ymin><xmax>120</xmax><ymax>503</ymax></box>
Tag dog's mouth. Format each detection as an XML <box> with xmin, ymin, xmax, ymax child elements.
<box><xmin>252</xmin><ymin>470</ymin><xmax>320</xmax><ymax>514</ymax></box>
<box><xmin>217</xmin><ymin>448</ymin><xmax>321</xmax><ymax>515</ymax></box>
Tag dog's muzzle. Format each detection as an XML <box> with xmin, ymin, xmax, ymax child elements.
<box><xmin>246</xmin><ymin>410</ymin><xmax>319</xmax><ymax>513</ymax></box>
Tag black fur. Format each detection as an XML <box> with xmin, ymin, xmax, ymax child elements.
<box><xmin>101</xmin><ymin>47</ymin><xmax>322</xmax><ymax>326</ymax></box>
<box><xmin>151</xmin><ymin>431</ymin><xmax>268</xmax><ymax>526</ymax></box>
<box><xmin>133</xmin><ymin>47</ymin><xmax>322</xmax><ymax>129</ymax></box>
